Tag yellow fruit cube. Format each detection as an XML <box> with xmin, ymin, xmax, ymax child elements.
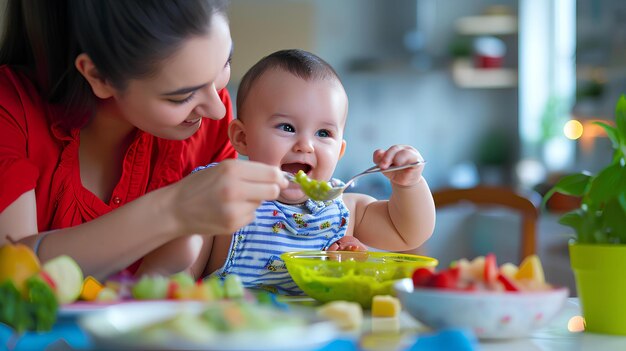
<box><xmin>371</xmin><ymin>295</ymin><xmax>401</xmax><ymax>318</ymax></box>
<box><xmin>515</xmin><ymin>255</ymin><xmax>545</xmax><ymax>283</ymax></box>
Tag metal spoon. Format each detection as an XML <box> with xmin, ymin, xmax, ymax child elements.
<box><xmin>284</xmin><ymin>160</ymin><xmax>426</xmax><ymax>201</ymax></box>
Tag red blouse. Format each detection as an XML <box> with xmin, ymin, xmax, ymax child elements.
<box><xmin>0</xmin><ymin>65</ymin><xmax>237</xmax><ymax>237</ymax></box>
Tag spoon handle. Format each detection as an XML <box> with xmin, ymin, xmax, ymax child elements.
<box><xmin>359</xmin><ymin>160</ymin><xmax>426</xmax><ymax>176</ymax></box>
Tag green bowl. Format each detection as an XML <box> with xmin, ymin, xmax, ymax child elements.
<box><xmin>281</xmin><ymin>251</ymin><xmax>438</xmax><ymax>308</ymax></box>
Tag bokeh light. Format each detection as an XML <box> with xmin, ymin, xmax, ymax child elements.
<box><xmin>563</xmin><ymin>120</ymin><xmax>584</xmax><ymax>140</ymax></box>
<box><xmin>567</xmin><ymin>315</ymin><xmax>585</xmax><ymax>332</ymax></box>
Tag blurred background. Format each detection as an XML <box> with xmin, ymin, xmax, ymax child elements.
<box><xmin>225</xmin><ymin>0</ymin><xmax>625</xmax><ymax>294</ymax></box>
<box><xmin>2</xmin><ymin>0</ymin><xmax>623</xmax><ymax>294</ymax></box>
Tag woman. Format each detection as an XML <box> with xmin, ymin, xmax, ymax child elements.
<box><xmin>0</xmin><ymin>0</ymin><xmax>287</xmax><ymax>280</ymax></box>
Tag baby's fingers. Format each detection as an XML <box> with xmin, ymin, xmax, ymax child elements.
<box><xmin>374</xmin><ymin>145</ymin><xmax>420</xmax><ymax>169</ymax></box>
<box><xmin>326</xmin><ymin>242</ymin><xmax>340</xmax><ymax>251</ymax></box>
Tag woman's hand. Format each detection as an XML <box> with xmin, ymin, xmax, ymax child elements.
<box><xmin>170</xmin><ymin>159</ymin><xmax>288</xmax><ymax>236</ymax></box>
<box><xmin>373</xmin><ymin>145</ymin><xmax>425</xmax><ymax>187</ymax></box>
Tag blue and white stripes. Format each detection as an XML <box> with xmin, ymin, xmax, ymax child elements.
<box><xmin>213</xmin><ymin>198</ymin><xmax>349</xmax><ymax>295</ymax></box>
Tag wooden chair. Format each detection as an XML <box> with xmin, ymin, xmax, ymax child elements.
<box><xmin>432</xmin><ymin>186</ymin><xmax>541</xmax><ymax>260</ymax></box>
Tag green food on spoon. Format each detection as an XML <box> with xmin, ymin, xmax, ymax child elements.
<box><xmin>294</xmin><ymin>170</ymin><xmax>332</xmax><ymax>201</ymax></box>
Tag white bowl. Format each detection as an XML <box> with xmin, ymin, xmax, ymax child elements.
<box><xmin>393</xmin><ymin>278</ymin><xmax>569</xmax><ymax>339</ymax></box>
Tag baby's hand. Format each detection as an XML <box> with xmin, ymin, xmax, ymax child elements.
<box><xmin>373</xmin><ymin>145</ymin><xmax>425</xmax><ymax>187</ymax></box>
<box><xmin>326</xmin><ymin>236</ymin><xmax>368</xmax><ymax>252</ymax></box>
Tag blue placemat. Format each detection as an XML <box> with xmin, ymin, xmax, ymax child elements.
<box><xmin>317</xmin><ymin>328</ymin><xmax>477</xmax><ymax>351</ymax></box>
<box><xmin>0</xmin><ymin>319</ymin><xmax>91</xmax><ymax>351</ymax></box>
<box><xmin>1</xmin><ymin>321</ymin><xmax>476</xmax><ymax>351</ymax></box>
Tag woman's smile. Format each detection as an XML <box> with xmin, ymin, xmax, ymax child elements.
<box><xmin>182</xmin><ymin>117</ymin><xmax>202</xmax><ymax>126</ymax></box>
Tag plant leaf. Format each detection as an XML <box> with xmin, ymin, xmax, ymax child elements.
<box><xmin>615</xmin><ymin>94</ymin><xmax>626</xmax><ymax>141</ymax></box>
<box><xmin>558</xmin><ymin>210</ymin><xmax>583</xmax><ymax>233</ymax></box>
<box><xmin>542</xmin><ymin>172</ymin><xmax>591</xmax><ymax>210</ymax></box>
<box><xmin>603</xmin><ymin>199</ymin><xmax>626</xmax><ymax>243</ymax></box>
<box><xmin>593</xmin><ymin>121</ymin><xmax>620</xmax><ymax>150</ymax></box>
<box><xmin>588</xmin><ymin>163</ymin><xmax>623</xmax><ymax>205</ymax></box>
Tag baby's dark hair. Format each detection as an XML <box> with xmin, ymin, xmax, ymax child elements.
<box><xmin>236</xmin><ymin>49</ymin><xmax>342</xmax><ymax>117</ymax></box>
<box><xmin>0</xmin><ymin>0</ymin><xmax>228</xmax><ymax>130</ymax></box>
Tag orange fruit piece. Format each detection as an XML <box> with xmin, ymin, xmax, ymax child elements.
<box><xmin>80</xmin><ymin>275</ymin><xmax>104</xmax><ymax>301</ymax></box>
<box><xmin>514</xmin><ymin>254</ymin><xmax>545</xmax><ymax>283</ymax></box>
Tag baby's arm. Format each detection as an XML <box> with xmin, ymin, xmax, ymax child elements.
<box><xmin>134</xmin><ymin>235</ymin><xmax>211</xmax><ymax>278</ymax></box>
<box><xmin>346</xmin><ymin>145</ymin><xmax>435</xmax><ymax>251</ymax></box>
<box><xmin>326</xmin><ymin>236</ymin><xmax>368</xmax><ymax>251</ymax></box>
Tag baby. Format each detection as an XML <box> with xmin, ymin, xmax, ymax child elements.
<box><xmin>197</xmin><ymin>49</ymin><xmax>436</xmax><ymax>294</ymax></box>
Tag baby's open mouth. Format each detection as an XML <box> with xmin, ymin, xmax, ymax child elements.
<box><xmin>281</xmin><ymin>163</ymin><xmax>312</xmax><ymax>175</ymax></box>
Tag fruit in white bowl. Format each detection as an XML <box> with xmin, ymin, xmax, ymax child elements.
<box><xmin>395</xmin><ymin>254</ymin><xmax>569</xmax><ymax>339</ymax></box>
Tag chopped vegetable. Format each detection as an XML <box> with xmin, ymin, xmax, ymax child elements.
<box><xmin>0</xmin><ymin>277</ymin><xmax>58</xmax><ymax>333</ymax></box>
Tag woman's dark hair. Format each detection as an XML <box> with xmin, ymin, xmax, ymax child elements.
<box><xmin>236</xmin><ymin>49</ymin><xmax>342</xmax><ymax>118</ymax></box>
<box><xmin>0</xmin><ymin>0</ymin><xmax>228</xmax><ymax>130</ymax></box>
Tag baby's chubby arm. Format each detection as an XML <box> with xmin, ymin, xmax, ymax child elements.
<box><xmin>348</xmin><ymin>145</ymin><xmax>435</xmax><ymax>251</ymax></box>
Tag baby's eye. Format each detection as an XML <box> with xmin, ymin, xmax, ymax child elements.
<box><xmin>278</xmin><ymin>123</ymin><xmax>295</xmax><ymax>133</ymax></box>
<box><xmin>316</xmin><ymin>129</ymin><xmax>331</xmax><ymax>138</ymax></box>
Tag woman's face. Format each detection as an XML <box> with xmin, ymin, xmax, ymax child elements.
<box><xmin>113</xmin><ymin>13</ymin><xmax>233</xmax><ymax>140</ymax></box>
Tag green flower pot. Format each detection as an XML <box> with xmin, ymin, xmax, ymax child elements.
<box><xmin>570</xmin><ymin>242</ymin><xmax>626</xmax><ymax>335</ymax></box>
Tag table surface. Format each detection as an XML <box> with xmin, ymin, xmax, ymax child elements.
<box><xmin>4</xmin><ymin>297</ymin><xmax>626</xmax><ymax>351</ymax></box>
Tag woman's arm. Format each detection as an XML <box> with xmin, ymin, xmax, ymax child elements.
<box><xmin>0</xmin><ymin>160</ymin><xmax>287</xmax><ymax>281</ymax></box>
<box><xmin>134</xmin><ymin>235</ymin><xmax>206</xmax><ymax>278</ymax></box>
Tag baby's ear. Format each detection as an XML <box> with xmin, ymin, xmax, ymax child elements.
<box><xmin>228</xmin><ymin>119</ymin><xmax>249</xmax><ymax>155</ymax></box>
<box><xmin>339</xmin><ymin>140</ymin><xmax>347</xmax><ymax>160</ymax></box>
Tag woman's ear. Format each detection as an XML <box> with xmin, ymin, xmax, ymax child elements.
<box><xmin>228</xmin><ymin>119</ymin><xmax>249</xmax><ymax>156</ymax></box>
<box><xmin>74</xmin><ymin>53</ymin><xmax>115</xmax><ymax>99</ymax></box>
<box><xmin>339</xmin><ymin>140</ymin><xmax>346</xmax><ymax>159</ymax></box>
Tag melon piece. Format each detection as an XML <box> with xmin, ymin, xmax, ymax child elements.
<box><xmin>167</xmin><ymin>272</ymin><xmax>196</xmax><ymax>299</ymax></box>
<box><xmin>204</xmin><ymin>276</ymin><xmax>224</xmax><ymax>299</ymax></box>
<box><xmin>132</xmin><ymin>275</ymin><xmax>169</xmax><ymax>300</ymax></box>
<box><xmin>499</xmin><ymin>262</ymin><xmax>519</xmax><ymax>279</ymax></box>
<box><xmin>468</xmin><ymin>256</ymin><xmax>485</xmax><ymax>281</ymax></box>
<box><xmin>42</xmin><ymin>255</ymin><xmax>84</xmax><ymax>304</ymax></box>
<box><xmin>96</xmin><ymin>287</ymin><xmax>119</xmax><ymax>302</ymax></box>
<box><xmin>317</xmin><ymin>301</ymin><xmax>363</xmax><ymax>331</ymax></box>
<box><xmin>224</xmin><ymin>274</ymin><xmax>244</xmax><ymax>299</ymax></box>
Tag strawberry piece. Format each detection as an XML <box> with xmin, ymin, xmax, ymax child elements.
<box><xmin>166</xmin><ymin>281</ymin><xmax>179</xmax><ymax>299</ymax></box>
<box><xmin>412</xmin><ymin>267</ymin><xmax>434</xmax><ymax>287</ymax></box>
<box><xmin>484</xmin><ymin>253</ymin><xmax>498</xmax><ymax>284</ymax></box>
<box><xmin>497</xmin><ymin>273</ymin><xmax>520</xmax><ymax>292</ymax></box>
<box><xmin>430</xmin><ymin>268</ymin><xmax>459</xmax><ymax>289</ymax></box>
<box><xmin>39</xmin><ymin>270</ymin><xmax>57</xmax><ymax>290</ymax></box>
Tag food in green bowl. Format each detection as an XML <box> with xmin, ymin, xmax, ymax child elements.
<box><xmin>281</xmin><ymin>251</ymin><xmax>438</xmax><ymax>308</ymax></box>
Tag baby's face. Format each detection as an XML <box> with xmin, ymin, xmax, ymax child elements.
<box><xmin>239</xmin><ymin>69</ymin><xmax>348</xmax><ymax>203</ymax></box>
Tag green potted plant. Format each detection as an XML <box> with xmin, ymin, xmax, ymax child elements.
<box><xmin>543</xmin><ymin>95</ymin><xmax>626</xmax><ymax>335</ymax></box>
